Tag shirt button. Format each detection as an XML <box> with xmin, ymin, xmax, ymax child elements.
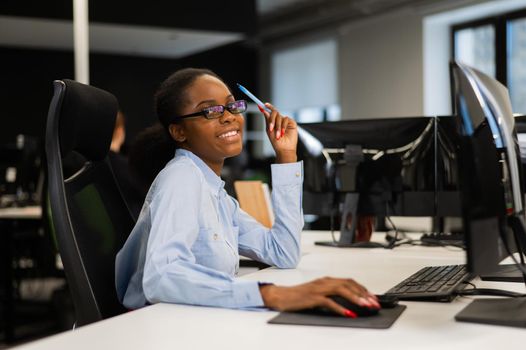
<box><xmin>295</xmin><ymin>172</ymin><xmax>301</xmax><ymax>177</ymax></box>
<box><xmin>213</xmin><ymin>233</ymin><xmax>219</xmax><ymax>240</ymax></box>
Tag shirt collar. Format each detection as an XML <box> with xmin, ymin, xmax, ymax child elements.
<box><xmin>175</xmin><ymin>148</ymin><xmax>225</xmax><ymax>197</ymax></box>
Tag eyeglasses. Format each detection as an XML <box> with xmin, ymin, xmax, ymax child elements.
<box><xmin>171</xmin><ymin>100</ymin><xmax>247</xmax><ymax>122</ymax></box>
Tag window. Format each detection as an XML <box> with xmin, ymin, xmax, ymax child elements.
<box><xmin>249</xmin><ymin>38</ymin><xmax>340</xmax><ymax>158</ymax></box>
<box><xmin>271</xmin><ymin>39</ymin><xmax>339</xmax><ymax>122</ymax></box>
<box><xmin>508</xmin><ymin>16</ymin><xmax>526</xmax><ymax>113</ymax></box>
<box><xmin>454</xmin><ymin>25</ymin><xmax>495</xmax><ymax>77</ymax></box>
<box><xmin>452</xmin><ymin>8</ymin><xmax>526</xmax><ymax>114</ymax></box>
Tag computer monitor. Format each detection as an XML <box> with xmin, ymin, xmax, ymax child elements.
<box><xmin>297</xmin><ymin>116</ymin><xmax>462</xmax><ymax>247</ymax></box>
<box><xmin>450</xmin><ymin>61</ymin><xmax>526</xmax><ymax>282</ymax></box>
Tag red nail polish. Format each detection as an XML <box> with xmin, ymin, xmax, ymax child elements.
<box><xmin>344</xmin><ymin>309</ymin><xmax>357</xmax><ymax>318</ymax></box>
<box><xmin>281</xmin><ymin>128</ymin><xmax>285</xmax><ymax>135</ymax></box>
<box><xmin>258</xmin><ymin>106</ymin><xmax>265</xmax><ymax>113</ymax></box>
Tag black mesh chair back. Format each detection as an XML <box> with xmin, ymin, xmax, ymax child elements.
<box><xmin>45</xmin><ymin>79</ymin><xmax>134</xmax><ymax>326</ymax></box>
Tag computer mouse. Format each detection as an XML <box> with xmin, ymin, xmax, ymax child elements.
<box><xmin>329</xmin><ymin>295</ymin><xmax>380</xmax><ymax>316</ymax></box>
<box><xmin>376</xmin><ymin>294</ymin><xmax>399</xmax><ymax>308</ymax></box>
<box><xmin>301</xmin><ymin>296</ymin><xmax>380</xmax><ymax>317</ymax></box>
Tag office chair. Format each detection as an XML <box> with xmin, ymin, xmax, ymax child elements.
<box><xmin>45</xmin><ymin>79</ymin><xmax>134</xmax><ymax>326</ymax></box>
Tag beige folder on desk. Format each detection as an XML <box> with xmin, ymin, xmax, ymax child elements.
<box><xmin>234</xmin><ymin>181</ymin><xmax>274</xmax><ymax>228</ymax></box>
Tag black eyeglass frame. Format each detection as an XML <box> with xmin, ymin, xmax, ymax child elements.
<box><xmin>170</xmin><ymin>100</ymin><xmax>247</xmax><ymax>123</ymax></box>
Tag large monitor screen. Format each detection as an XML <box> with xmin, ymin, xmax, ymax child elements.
<box><xmin>450</xmin><ymin>60</ymin><xmax>526</xmax><ymax>276</ymax></box>
<box><xmin>451</xmin><ymin>60</ymin><xmax>526</xmax><ymax>328</ymax></box>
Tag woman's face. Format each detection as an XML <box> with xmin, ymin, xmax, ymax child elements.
<box><xmin>170</xmin><ymin>74</ymin><xmax>244</xmax><ymax>172</ymax></box>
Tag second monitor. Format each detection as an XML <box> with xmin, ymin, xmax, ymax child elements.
<box><xmin>298</xmin><ymin>115</ymin><xmax>462</xmax><ymax>247</ymax></box>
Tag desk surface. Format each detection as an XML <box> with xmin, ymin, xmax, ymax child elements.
<box><xmin>14</xmin><ymin>231</ymin><xmax>526</xmax><ymax>350</ymax></box>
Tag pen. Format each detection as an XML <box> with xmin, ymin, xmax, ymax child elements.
<box><xmin>236</xmin><ymin>83</ymin><xmax>272</xmax><ymax>113</ymax></box>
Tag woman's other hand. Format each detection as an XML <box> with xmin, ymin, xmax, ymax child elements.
<box><xmin>259</xmin><ymin>277</ymin><xmax>380</xmax><ymax>316</ymax></box>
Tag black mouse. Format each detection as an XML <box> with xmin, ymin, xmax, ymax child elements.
<box><xmin>301</xmin><ymin>296</ymin><xmax>380</xmax><ymax>317</ymax></box>
<box><xmin>329</xmin><ymin>295</ymin><xmax>380</xmax><ymax>316</ymax></box>
<box><xmin>376</xmin><ymin>294</ymin><xmax>399</xmax><ymax>308</ymax></box>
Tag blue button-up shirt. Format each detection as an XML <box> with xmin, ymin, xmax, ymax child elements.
<box><xmin>115</xmin><ymin>149</ymin><xmax>303</xmax><ymax>309</ymax></box>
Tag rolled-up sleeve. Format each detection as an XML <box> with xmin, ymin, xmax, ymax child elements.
<box><xmin>237</xmin><ymin>161</ymin><xmax>304</xmax><ymax>268</ymax></box>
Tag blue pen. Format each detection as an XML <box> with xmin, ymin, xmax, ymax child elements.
<box><xmin>236</xmin><ymin>83</ymin><xmax>272</xmax><ymax>113</ymax></box>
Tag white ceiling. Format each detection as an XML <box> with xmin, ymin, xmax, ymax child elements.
<box><xmin>256</xmin><ymin>0</ymin><xmax>312</xmax><ymax>14</ymax></box>
<box><xmin>0</xmin><ymin>0</ymin><xmax>480</xmax><ymax>58</ymax></box>
<box><xmin>0</xmin><ymin>15</ymin><xmax>244</xmax><ymax>58</ymax></box>
<box><xmin>0</xmin><ymin>1</ymin><xmax>316</xmax><ymax>59</ymax></box>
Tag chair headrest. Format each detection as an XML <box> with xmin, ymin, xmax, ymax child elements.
<box><xmin>58</xmin><ymin>79</ymin><xmax>118</xmax><ymax>161</ymax></box>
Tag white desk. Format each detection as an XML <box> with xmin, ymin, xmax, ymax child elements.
<box><xmin>14</xmin><ymin>231</ymin><xmax>526</xmax><ymax>350</ymax></box>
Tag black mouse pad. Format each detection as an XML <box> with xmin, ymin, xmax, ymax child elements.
<box><xmin>455</xmin><ymin>298</ymin><xmax>526</xmax><ymax>328</ymax></box>
<box><xmin>267</xmin><ymin>305</ymin><xmax>406</xmax><ymax>329</ymax></box>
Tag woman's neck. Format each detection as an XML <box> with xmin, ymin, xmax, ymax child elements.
<box><xmin>181</xmin><ymin>146</ymin><xmax>223</xmax><ymax>176</ymax></box>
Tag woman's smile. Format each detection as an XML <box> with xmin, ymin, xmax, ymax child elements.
<box><xmin>217</xmin><ymin>128</ymin><xmax>241</xmax><ymax>142</ymax></box>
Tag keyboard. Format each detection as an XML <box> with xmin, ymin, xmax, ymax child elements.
<box><xmin>385</xmin><ymin>264</ymin><xmax>473</xmax><ymax>302</ymax></box>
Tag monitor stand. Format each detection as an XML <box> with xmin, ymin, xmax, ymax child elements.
<box><xmin>479</xmin><ymin>264</ymin><xmax>526</xmax><ymax>282</ymax></box>
<box><xmin>456</xmin><ymin>214</ymin><xmax>526</xmax><ymax>328</ymax></box>
<box><xmin>315</xmin><ymin>241</ymin><xmax>387</xmax><ymax>248</ymax></box>
<box><xmin>455</xmin><ymin>297</ymin><xmax>526</xmax><ymax>328</ymax></box>
<box><xmin>483</xmin><ymin>215</ymin><xmax>526</xmax><ymax>283</ymax></box>
<box><xmin>314</xmin><ymin>193</ymin><xmax>386</xmax><ymax>249</ymax></box>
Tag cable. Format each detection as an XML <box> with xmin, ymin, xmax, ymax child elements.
<box><xmin>498</xmin><ymin>222</ymin><xmax>526</xmax><ymax>284</ymax></box>
<box><xmin>384</xmin><ymin>201</ymin><xmax>399</xmax><ymax>249</ymax></box>
<box><xmin>385</xmin><ymin>217</ymin><xmax>398</xmax><ymax>249</ymax></box>
<box><xmin>457</xmin><ymin>270</ymin><xmax>526</xmax><ymax>299</ymax></box>
<box><xmin>385</xmin><ymin>228</ymin><xmax>416</xmax><ymax>247</ymax></box>
<box><xmin>510</xmin><ymin>219</ymin><xmax>526</xmax><ymax>267</ymax></box>
<box><xmin>329</xmin><ymin>200</ymin><xmax>337</xmax><ymax>244</ymax></box>
<box><xmin>456</xmin><ymin>288</ymin><xmax>526</xmax><ymax>298</ymax></box>
<box><xmin>463</xmin><ymin>281</ymin><xmax>477</xmax><ymax>289</ymax></box>
<box><xmin>509</xmin><ymin>217</ymin><xmax>526</xmax><ymax>272</ymax></box>
<box><xmin>418</xmin><ymin>236</ymin><xmax>466</xmax><ymax>249</ymax></box>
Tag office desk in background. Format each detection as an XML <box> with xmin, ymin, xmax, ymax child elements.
<box><xmin>1</xmin><ymin>206</ymin><xmax>42</xmax><ymax>343</ymax></box>
<box><xmin>0</xmin><ymin>206</ymin><xmax>42</xmax><ymax>220</ymax></box>
<box><xmin>13</xmin><ymin>231</ymin><xmax>526</xmax><ymax>350</ymax></box>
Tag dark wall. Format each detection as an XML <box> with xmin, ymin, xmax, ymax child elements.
<box><xmin>0</xmin><ymin>0</ymin><xmax>258</xmax><ymax>145</ymax></box>
<box><xmin>0</xmin><ymin>47</ymin><xmax>74</xmax><ymax>140</ymax></box>
<box><xmin>0</xmin><ymin>41</ymin><xmax>257</xmax><ymax>146</ymax></box>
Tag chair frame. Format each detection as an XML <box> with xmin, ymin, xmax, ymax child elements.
<box><xmin>45</xmin><ymin>80</ymin><xmax>129</xmax><ymax>325</ymax></box>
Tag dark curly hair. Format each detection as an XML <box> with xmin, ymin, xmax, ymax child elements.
<box><xmin>128</xmin><ymin>123</ymin><xmax>176</xmax><ymax>195</ymax></box>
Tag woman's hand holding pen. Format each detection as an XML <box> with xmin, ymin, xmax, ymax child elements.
<box><xmin>259</xmin><ymin>277</ymin><xmax>380</xmax><ymax>317</ymax></box>
<box><xmin>260</xmin><ymin>103</ymin><xmax>298</xmax><ymax>164</ymax></box>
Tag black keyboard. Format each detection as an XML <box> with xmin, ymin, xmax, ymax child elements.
<box><xmin>385</xmin><ymin>264</ymin><xmax>473</xmax><ymax>302</ymax></box>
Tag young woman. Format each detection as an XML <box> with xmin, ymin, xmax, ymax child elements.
<box><xmin>115</xmin><ymin>68</ymin><xmax>379</xmax><ymax>316</ymax></box>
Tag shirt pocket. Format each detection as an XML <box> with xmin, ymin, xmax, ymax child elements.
<box><xmin>192</xmin><ymin>228</ymin><xmax>237</xmax><ymax>275</ymax></box>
